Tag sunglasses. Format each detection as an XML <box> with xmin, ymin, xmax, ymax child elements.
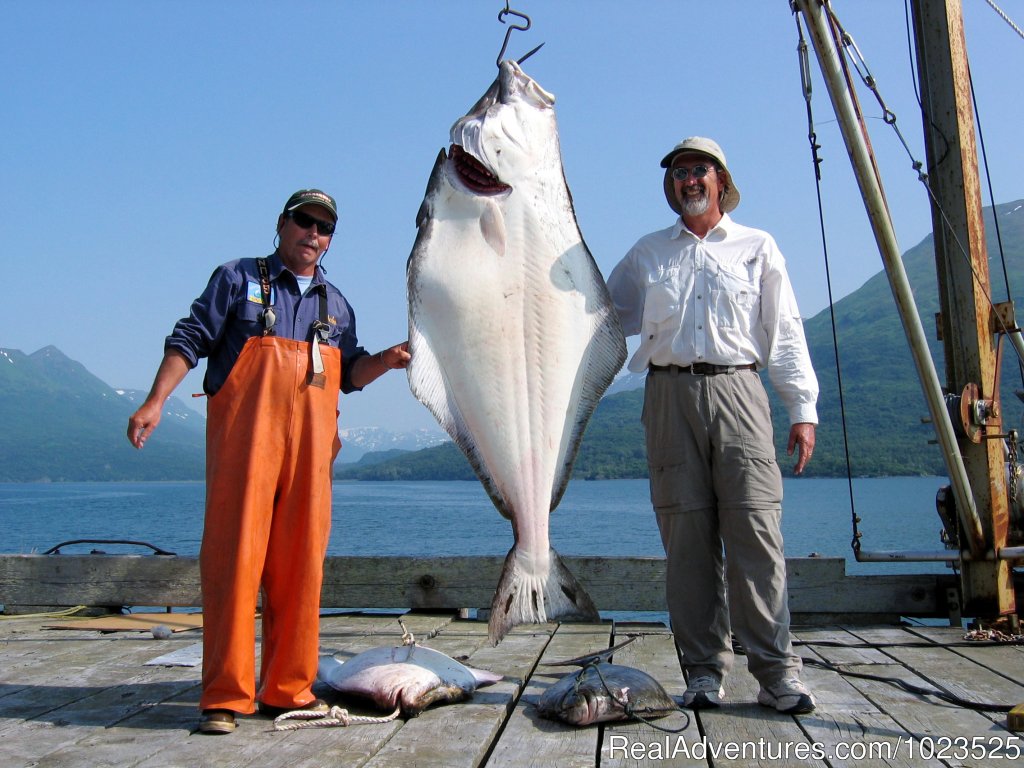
<box><xmin>286</xmin><ymin>209</ymin><xmax>336</xmax><ymax>235</ymax></box>
<box><xmin>671</xmin><ymin>164</ymin><xmax>715</xmax><ymax>181</ymax></box>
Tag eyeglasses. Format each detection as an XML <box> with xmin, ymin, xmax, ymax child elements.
<box><xmin>671</xmin><ymin>164</ymin><xmax>715</xmax><ymax>182</ymax></box>
<box><xmin>286</xmin><ymin>209</ymin><xmax>336</xmax><ymax>235</ymax></box>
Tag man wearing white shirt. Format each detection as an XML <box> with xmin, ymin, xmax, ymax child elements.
<box><xmin>607</xmin><ymin>136</ymin><xmax>818</xmax><ymax>715</ymax></box>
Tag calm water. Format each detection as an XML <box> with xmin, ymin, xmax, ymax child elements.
<box><xmin>0</xmin><ymin>477</ymin><xmax>952</xmax><ymax>577</ymax></box>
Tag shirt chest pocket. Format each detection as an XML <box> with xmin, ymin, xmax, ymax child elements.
<box><xmin>233</xmin><ymin>301</ymin><xmax>262</xmax><ymax>325</ymax></box>
<box><xmin>709</xmin><ymin>259</ymin><xmax>758</xmax><ymax>329</ymax></box>
<box><xmin>641</xmin><ymin>267</ymin><xmax>683</xmax><ymax>338</ymax></box>
<box><xmin>234</xmin><ymin>299</ymin><xmax>266</xmax><ymax>332</ymax></box>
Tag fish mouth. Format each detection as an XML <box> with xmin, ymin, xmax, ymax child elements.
<box><xmin>450</xmin><ymin>145</ymin><xmax>511</xmax><ymax>195</ymax></box>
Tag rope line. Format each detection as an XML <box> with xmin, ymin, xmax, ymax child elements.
<box><xmin>0</xmin><ymin>605</ymin><xmax>89</xmax><ymax>621</ymax></box>
<box><xmin>801</xmin><ymin>656</ymin><xmax>1013</xmax><ymax>712</ymax></box>
<box><xmin>273</xmin><ymin>705</ymin><xmax>402</xmax><ymax>731</ymax></box>
<box><xmin>983</xmin><ymin>0</ymin><xmax>1024</xmax><ymax>40</ymax></box>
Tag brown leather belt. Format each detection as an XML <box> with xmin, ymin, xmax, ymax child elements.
<box><xmin>649</xmin><ymin>362</ymin><xmax>757</xmax><ymax>375</ymax></box>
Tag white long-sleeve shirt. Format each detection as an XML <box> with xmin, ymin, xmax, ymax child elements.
<box><xmin>607</xmin><ymin>213</ymin><xmax>819</xmax><ymax>425</ymax></box>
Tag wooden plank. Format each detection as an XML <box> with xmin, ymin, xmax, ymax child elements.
<box><xmin>0</xmin><ymin>656</ymin><xmax>202</xmax><ymax>766</ymax></box>
<box><xmin>262</xmin><ymin>613</ymin><xmax>523</xmax><ymax>768</ymax></box>
<box><xmin>487</xmin><ymin>623</ymin><xmax>611</xmax><ymax>768</ymax></box>
<box><xmin>0</xmin><ymin>636</ymin><xmax>196</xmax><ymax>734</ymax></box>
<box><xmin>795</xmin><ymin>628</ymin><xmax>946</xmax><ymax>767</ymax></box>
<box><xmin>1</xmin><ymin>555</ymin><xmax>947</xmax><ymax>618</ymax></box>
<box><xmin>0</xmin><ymin>616</ymin><xmax>1018</xmax><ymax>766</ymax></box>
<box><xmin>16</xmin><ymin>683</ymin><xmax>203</xmax><ymax>768</ymax></box>
<box><xmin>130</xmin><ymin>614</ymin><xmax>415</xmax><ymax>768</ymax></box>
<box><xmin>851</xmin><ymin>625</ymin><xmax>1024</xmax><ymax>737</ymax></box>
<box><xmin>823</xmin><ymin>625</ymin><xmax>1015</xmax><ymax>757</ymax></box>
<box><xmin>363</xmin><ymin>620</ymin><xmax>548</xmax><ymax>768</ymax></box>
<box><xmin>849</xmin><ymin>626</ymin><xmax>1024</xmax><ymax>713</ymax></box>
<box><xmin>0</xmin><ymin>555</ymin><xmax>202</xmax><ymax>610</ymax></box>
<box><xmin>904</xmin><ymin>625</ymin><xmax>1024</xmax><ymax>682</ymax></box>
<box><xmin>602</xmin><ymin>625</ymin><xmax>705</xmax><ymax>767</ymax></box>
<box><xmin>690</xmin><ymin>634</ymin><xmax>828</xmax><ymax>768</ymax></box>
<box><xmin>795</xmin><ymin>627</ymin><xmax>894</xmax><ymax>715</ymax></box>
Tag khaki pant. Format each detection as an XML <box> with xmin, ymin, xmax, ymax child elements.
<box><xmin>643</xmin><ymin>368</ymin><xmax>801</xmax><ymax>686</ymax></box>
<box><xmin>200</xmin><ymin>336</ymin><xmax>342</xmax><ymax>713</ymax></box>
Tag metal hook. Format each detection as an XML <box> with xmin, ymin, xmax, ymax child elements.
<box><xmin>496</xmin><ymin>4</ymin><xmax>533</xmax><ymax>67</ymax></box>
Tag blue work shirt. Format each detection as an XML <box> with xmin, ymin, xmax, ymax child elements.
<box><xmin>165</xmin><ymin>252</ymin><xmax>368</xmax><ymax>395</ymax></box>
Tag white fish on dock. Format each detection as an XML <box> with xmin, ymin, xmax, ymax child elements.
<box><xmin>407</xmin><ymin>60</ymin><xmax>627</xmax><ymax>645</ymax></box>
<box><xmin>317</xmin><ymin>644</ymin><xmax>503</xmax><ymax>717</ymax></box>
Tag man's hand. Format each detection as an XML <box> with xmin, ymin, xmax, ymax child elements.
<box><xmin>127</xmin><ymin>402</ymin><xmax>163</xmax><ymax>449</ymax></box>
<box><xmin>125</xmin><ymin>350</ymin><xmax>191</xmax><ymax>449</ymax></box>
<box><xmin>787</xmin><ymin>422</ymin><xmax>816</xmax><ymax>475</ymax></box>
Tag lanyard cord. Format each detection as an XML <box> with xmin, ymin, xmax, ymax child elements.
<box><xmin>256</xmin><ymin>258</ymin><xmax>276</xmax><ymax>336</ymax></box>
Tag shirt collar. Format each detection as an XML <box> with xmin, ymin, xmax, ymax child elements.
<box><xmin>267</xmin><ymin>252</ymin><xmax>327</xmax><ymax>286</ymax></box>
<box><xmin>671</xmin><ymin>212</ymin><xmax>734</xmax><ymax>241</ymax></box>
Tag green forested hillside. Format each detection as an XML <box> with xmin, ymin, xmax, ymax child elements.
<box><xmin>794</xmin><ymin>199</ymin><xmax>1024</xmax><ymax>476</ymax></box>
<box><xmin>0</xmin><ymin>347</ymin><xmax>205</xmax><ymax>481</ymax></box>
<box><xmin>340</xmin><ymin>200</ymin><xmax>1024</xmax><ymax>481</ymax></box>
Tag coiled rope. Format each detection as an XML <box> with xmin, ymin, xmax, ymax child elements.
<box><xmin>273</xmin><ymin>704</ymin><xmax>402</xmax><ymax>731</ymax></box>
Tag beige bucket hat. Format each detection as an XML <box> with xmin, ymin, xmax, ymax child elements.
<box><xmin>660</xmin><ymin>136</ymin><xmax>740</xmax><ymax>215</ymax></box>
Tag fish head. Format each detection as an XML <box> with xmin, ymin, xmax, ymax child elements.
<box><xmin>543</xmin><ymin>684</ymin><xmax>623</xmax><ymax>727</ymax></box>
<box><xmin>537</xmin><ymin>665</ymin><xmax>630</xmax><ymax>726</ymax></box>
<box><xmin>448</xmin><ymin>60</ymin><xmax>557</xmax><ymax>195</ymax></box>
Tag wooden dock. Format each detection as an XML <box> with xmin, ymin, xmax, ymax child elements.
<box><xmin>1</xmin><ymin>611</ymin><xmax>1021</xmax><ymax>767</ymax></box>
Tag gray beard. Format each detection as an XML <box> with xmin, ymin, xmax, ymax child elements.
<box><xmin>681</xmin><ymin>192</ymin><xmax>710</xmax><ymax>217</ymax></box>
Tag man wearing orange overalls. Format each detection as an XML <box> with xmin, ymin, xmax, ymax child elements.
<box><xmin>127</xmin><ymin>189</ymin><xmax>410</xmax><ymax>734</ymax></box>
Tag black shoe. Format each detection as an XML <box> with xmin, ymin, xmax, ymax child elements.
<box><xmin>198</xmin><ymin>709</ymin><xmax>236</xmax><ymax>734</ymax></box>
<box><xmin>257</xmin><ymin>698</ymin><xmax>329</xmax><ymax>718</ymax></box>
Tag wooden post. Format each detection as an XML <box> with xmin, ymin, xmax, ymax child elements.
<box><xmin>910</xmin><ymin>0</ymin><xmax>1016</xmax><ymax>618</ymax></box>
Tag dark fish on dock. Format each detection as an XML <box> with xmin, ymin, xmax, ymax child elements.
<box><xmin>317</xmin><ymin>644</ymin><xmax>502</xmax><ymax>717</ymax></box>
<box><xmin>407</xmin><ymin>60</ymin><xmax>627</xmax><ymax>645</ymax></box>
<box><xmin>536</xmin><ymin>638</ymin><xmax>681</xmax><ymax>726</ymax></box>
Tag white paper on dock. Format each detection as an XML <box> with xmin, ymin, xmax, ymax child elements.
<box><xmin>145</xmin><ymin>642</ymin><xmax>203</xmax><ymax>667</ymax></box>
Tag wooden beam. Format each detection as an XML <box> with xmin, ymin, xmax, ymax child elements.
<box><xmin>911</xmin><ymin>0</ymin><xmax>1015</xmax><ymax>617</ymax></box>
<box><xmin>0</xmin><ymin>554</ymin><xmax>951</xmax><ymax>620</ymax></box>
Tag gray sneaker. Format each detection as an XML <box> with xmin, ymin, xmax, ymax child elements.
<box><xmin>682</xmin><ymin>675</ymin><xmax>724</xmax><ymax>709</ymax></box>
<box><xmin>757</xmin><ymin>678</ymin><xmax>816</xmax><ymax>714</ymax></box>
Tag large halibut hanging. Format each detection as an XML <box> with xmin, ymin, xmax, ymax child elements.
<box><xmin>407</xmin><ymin>60</ymin><xmax>627</xmax><ymax>645</ymax></box>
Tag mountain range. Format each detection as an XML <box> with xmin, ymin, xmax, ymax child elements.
<box><xmin>2</xmin><ymin>200</ymin><xmax>1021</xmax><ymax>482</ymax></box>
<box><xmin>0</xmin><ymin>347</ymin><xmax>206</xmax><ymax>482</ymax></box>
<box><xmin>0</xmin><ymin>348</ymin><xmax>446</xmax><ymax>481</ymax></box>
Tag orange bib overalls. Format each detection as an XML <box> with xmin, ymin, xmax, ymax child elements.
<box><xmin>199</xmin><ymin>334</ymin><xmax>341</xmax><ymax>713</ymax></box>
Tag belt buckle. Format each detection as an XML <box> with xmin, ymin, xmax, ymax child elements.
<box><xmin>688</xmin><ymin>364</ymin><xmax>705</xmax><ymax>376</ymax></box>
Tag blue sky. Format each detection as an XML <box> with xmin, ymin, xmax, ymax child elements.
<box><xmin>3</xmin><ymin>1</ymin><xmax>1022</xmax><ymax>434</ymax></box>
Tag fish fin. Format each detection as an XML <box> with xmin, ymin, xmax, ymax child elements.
<box><xmin>543</xmin><ymin>245</ymin><xmax>629</xmax><ymax>512</ymax></box>
<box><xmin>487</xmin><ymin>546</ymin><xmax>599</xmax><ymax>645</ymax></box>
<box><xmin>541</xmin><ymin>636</ymin><xmax>638</xmax><ymax>667</ymax></box>
<box><xmin>478</xmin><ymin>200</ymin><xmax>506</xmax><ymax>257</ymax></box>
<box><xmin>468</xmin><ymin>666</ymin><xmax>504</xmax><ymax>687</ymax></box>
